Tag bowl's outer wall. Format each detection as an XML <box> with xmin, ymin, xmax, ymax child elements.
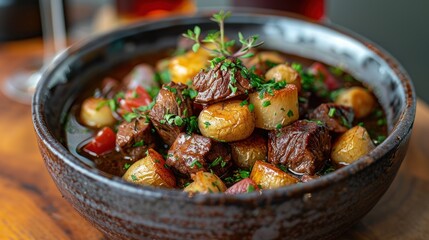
<box><xmin>36</xmin><ymin>133</ymin><xmax>410</xmax><ymax>240</ymax></box>
<box><xmin>33</xmin><ymin>12</ymin><xmax>415</xmax><ymax>240</ymax></box>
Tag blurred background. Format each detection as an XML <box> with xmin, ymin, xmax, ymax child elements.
<box><xmin>0</xmin><ymin>0</ymin><xmax>427</xmax><ymax>102</ymax></box>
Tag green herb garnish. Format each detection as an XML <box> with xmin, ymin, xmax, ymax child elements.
<box><xmin>123</xmin><ymin>163</ymin><xmax>131</xmax><ymax>170</ymax></box>
<box><xmin>182</xmin><ymin>10</ymin><xmax>263</xmax><ymax>59</ymax></box>
<box><xmin>328</xmin><ymin>107</ymin><xmax>336</xmax><ymax>118</ymax></box>
<box><xmin>133</xmin><ymin>140</ymin><xmax>145</xmax><ymax>147</ymax></box>
<box><xmin>262</xmin><ymin>100</ymin><xmax>271</xmax><ymax>107</ymax></box>
<box><xmin>247</xmin><ymin>185</ymin><xmax>255</xmax><ymax>193</ymax></box>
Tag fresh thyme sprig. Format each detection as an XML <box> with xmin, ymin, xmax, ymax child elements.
<box><xmin>182</xmin><ymin>10</ymin><xmax>263</xmax><ymax>59</ymax></box>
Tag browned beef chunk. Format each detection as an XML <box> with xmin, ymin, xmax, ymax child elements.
<box><xmin>193</xmin><ymin>58</ymin><xmax>253</xmax><ymax>105</ymax></box>
<box><xmin>149</xmin><ymin>82</ymin><xmax>193</xmax><ymax>145</ymax></box>
<box><xmin>116</xmin><ymin>117</ymin><xmax>155</xmax><ymax>161</ymax></box>
<box><xmin>268</xmin><ymin>120</ymin><xmax>331</xmax><ymax>175</ymax></box>
<box><xmin>309</xmin><ymin>103</ymin><xmax>354</xmax><ymax>134</ymax></box>
<box><xmin>166</xmin><ymin>133</ymin><xmax>231</xmax><ymax>177</ymax></box>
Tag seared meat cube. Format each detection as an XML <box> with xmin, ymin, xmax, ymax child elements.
<box><xmin>193</xmin><ymin>58</ymin><xmax>252</xmax><ymax>105</ymax></box>
<box><xmin>309</xmin><ymin>103</ymin><xmax>354</xmax><ymax>134</ymax></box>
<box><xmin>268</xmin><ymin>120</ymin><xmax>331</xmax><ymax>175</ymax></box>
<box><xmin>149</xmin><ymin>82</ymin><xmax>193</xmax><ymax>145</ymax></box>
<box><xmin>116</xmin><ymin>117</ymin><xmax>155</xmax><ymax>161</ymax></box>
<box><xmin>166</xmin><ymin>133</ymin><xmax>231</xmax><ymax>177</ymax></box>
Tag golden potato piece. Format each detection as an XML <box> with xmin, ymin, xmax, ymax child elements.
<box><xmin>245</xmin><ymin>51</ymin><xmax>286</xmax><ymax>68</ymax></box>
<box><xmin>80</xmin><ymin>97</ymin><xmax>116</xmax><ymax>128</ymax></box>
<box><xmin>184</xmin><ymin>171</ymin><xmax>227</xmax><ymax>194</ymax></box>
<box><xmin>265</xmin><ymin>64</ymin><xmax>301</xmax><ymax>91</ymax></box>
<box><xmin>230</xmin><ymin>134</ymin><xmax>267</xmax><ymax>169</ymax></box>
<box><xmin>123</xmin><ymin>149</ymin><xmax>176</xmax><ymax>188</ymax></box>
<box><xmin>168</xmin><ymin>48</ymin><xmax>212</xmax><ymax>84</ymax></box>
<box><xmin>335</xmin><ymin>86</ymin><xmax>375</xmax><ymax>118</ymax></box>
<box><xmin>331</xmin><ymin>126</ymin><xmax>375</xmax><ymax>165</ymax></box>
<box><xmin>198</xmin><ymin>100</ymin><xmax>255</xmax><ymax>142</ymax></box>
<box><xmin>250</xmin><ymin>160</ymin><xmax>298</xmax><ymax>189</ymax></box>
<box><xmin>249</xmin><ymin>84</ymin><xmax>299</xmax><ymax>130</ymax></box>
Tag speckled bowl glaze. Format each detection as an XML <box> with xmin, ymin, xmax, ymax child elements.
<box><xmin>32</xmin><ymin>10</ymin><xmax>415</xmax><ymax>240</ymax></box>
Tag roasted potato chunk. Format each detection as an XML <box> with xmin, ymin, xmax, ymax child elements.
<box><xmin>123</xmin><ymin>149</ymin><xmax>176</xmax><ymax>188</ymax></box>
<box><xmin>80</xmin><ymin>97</ymin><xmax>116</xmax><ymax>128</ymax></box>
<box><xmin>184</xmin><ymin>171</ymin><xmax>227</xmax><ymax>194</ymax></box>
<box><xmin>249</xmin><ymin>84</ymin><xmax>299</xmax><ymax>130</ymax></box>
<box><xmin>198</xmin><ymin>100</ymin><xmax>255</xmax><ymax>142</ymax></box>
<box><xmin>331</xmin><ymin>126</ymin><xmax>375</xmax><ymax>165</ymax></box>
<box><xmin>169</xmin><ymin>48</ymin><xmax>211</xmax><ymax>84</ymax></box>
<box><xmin>245</xmin><ymin>51</ymin><xmax>286</xmax><ymax>68</ymax></box>
<box><xmin>265</xmin><ymin>64</ymin><xmax>301</xmax><ymax>91</ymax></box>
<box><xmin>335</xmin><ymin>86</ymin><xmax>375</xmax><ymax>118</ymax></box>
<box><xmin>250</xmin><ymin>160</ymin><xmax>298</xmax><ymax>189</ymax></box>
<box><xmin>230</xmin><ymin>134</ymin><xmax>267</xmax><ymax>169</ymax></box>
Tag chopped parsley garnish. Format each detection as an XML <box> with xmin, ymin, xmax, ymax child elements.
<box><xmin>278</xmin><ymin>164</ymin><xmax>288</xmax><ymax>173</ymax></box>
<box><xmin>224</xmin><ymin>169</ymin><xmax>250</xmax><ymax>184</ymax></box>
<box><xmin>329</xmin><ymin>89</ymin><xmax>343</xmax><ymax>101</ymax></box>
<box><xmin>123</xmin><ymin>112</ymin><xmax>140</xmax><ymax>123</ymax></box>
<box><xmin>146</xmin><ymin>86</ymin><xmax>160</xmax><ymax>99</ymax></box>
<box><xmin>182</xmin><ymin>88</ymin><xmax>198</xmax><ymax>99</ymax></box>
<box><xmin>287</xmin><ymin>110</ymin><xmax>294</xmax><ymax>118</ymax></box>
<box><xmin>374</xmin><ymin>135</ymin><xmax>386</xmax><ymax>145</ymax></box>
<box><xmin>262</xmin><ymin>100</ymin><xmax>271</xmax><ymax>107</ymax></box>
<box><xmin>209</xmin><ymin>156</ymin><xmax>223</xmax><ymax>168</ymax></box>
<box><xmin>164</xmin><ymin>85</ymin><xmax>177</xmax><ymax>94</ymax></box>
<box><xmin>204</xmin><ymin>121</ymin><xmax>211</xmax><ymax>128</ymax></box>
<box><xmin>240</xmin><ymin>99</ymin><xmax>248</xmax><ymax>106</ymax></box>
<box><xmin>155</xmin><ymin>69</ymin><xmax>171</xmax><ymax>84</ymax></box>
<box><xmin>190</xmin><ymin>160</ymin><xmax>203</xmax><ymax>168</ymax></box>
<box><xmin>185</xmin><ymin>116</ymin><xmax>199</xmax><ymax>134</ymax></box>
<box><xmin>276</xmin><ymin>123</ymin><xmax>282</xmax><ymax>129</ymax></box>
<box><xmin>298</xmin><ymin>96</ymin><xmax>308</xmax><ymax>103</ymax></box>
<box><xmin>377</xmin><ymin>118</ymin><xmax>387</xmax><ymax>126</ymax></box>
<box><xmin>163</xmin><ymin>114</ymin><xmax>184</xmax><ymax>127</ymax></box>
<box><xmin>340</xmin><ymin>116</ymin><xmax>351</xmax><ymax>128</ymax></box>
<box><xmin>174</xmin><ymin>116</ymin><xmax>184</xmax><ymax>126</ymax></box>
<box><xmin>248</xmin><ymin>103</ymin><xmax>255</xmax><ymax>112</ymax></box>
<box><xmin>123</xmin><ymin>163</ymin><xmax>131</xmax><ymax>170</ymax></box>
<box><xmin>247</xmin><ymin>185</ymin><xmax>255</xmax><ymax>193</ymax></box>
<box><xmin>328</xmin><ymin>107</ymin><xmax>336</xmax><ymax>118</ymax></box>
<box><xmin>329</xmin><ymin>66</ymin><xmax>344</xmax><ymax>76</ymax></box>
<box><xmin>130</xmin><ymin>174</ymin><xmax>138</xmax><ymax>181</ymax></box>
<box><xmin>293</xmin><ymin>62</ymin><xmax>328</xmax><ymax>98</ymax></box>
<box><xmin>133</xmin><ymin>140</ymin><xmax>145</xmax><ymax>147</ymax></box>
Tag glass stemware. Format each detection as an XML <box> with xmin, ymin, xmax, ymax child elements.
<box><xmin>1</xmin><ymin>0</ymin><xmax>67</xmax><ymax>104</ymax></box>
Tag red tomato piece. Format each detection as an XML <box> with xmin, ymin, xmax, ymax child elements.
<box><xmin>83</xmin><ymin>127</ymin><xmax>116</xmax><ymax>156</ymax></box>
<box><xmin>225</xmin><ymin>178</ymin><xmax>260</xmax><ymax>195</ymax></box>
<box><xmin>119</xmin><ymin>86</ymin><xmax>152</xmax><ymax>114</ymax></box>
<box><xmin>310</xmin><ymin>62</ymin><xmax>340</xmax><ymax>90</ymax></box>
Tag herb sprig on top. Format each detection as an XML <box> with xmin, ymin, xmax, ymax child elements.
<box><xmin>182</xmin><ymin>10</ymin><xmax>263</xmax><ymax>61</ymax></box>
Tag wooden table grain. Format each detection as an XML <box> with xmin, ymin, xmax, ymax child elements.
<box><xmin>0</xmin><ymin>39</ymin><xmax>428</xmax><ymax>240</ymax></box>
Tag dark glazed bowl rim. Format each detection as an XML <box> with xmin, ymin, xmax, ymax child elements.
<box><xmin>32</xmin><ymin>10</ymin><xmax>416</xmax><ymax>204</ymax></box>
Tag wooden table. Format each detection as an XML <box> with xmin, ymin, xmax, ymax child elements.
<box><xmin>0</xmin><ymin>39</ymin><xmax>428</xmax><ymax>240</ymax></box>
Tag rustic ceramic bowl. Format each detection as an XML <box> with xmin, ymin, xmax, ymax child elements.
<box><xmin>32</xmin><ymin>10</ymin><xmax>415</xmax><ymax>240</ymax></box>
